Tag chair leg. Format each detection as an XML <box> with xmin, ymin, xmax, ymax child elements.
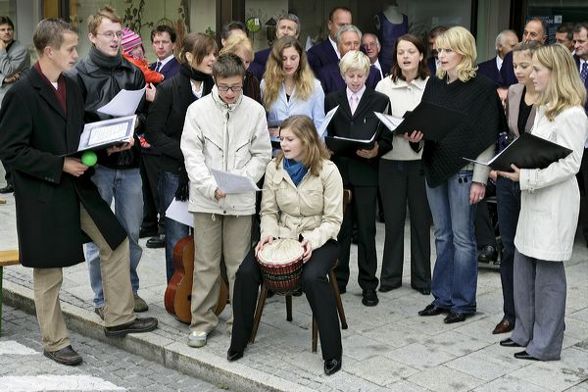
<box><xmin>286</xmin><ymin>294</ymin><xmax>292</xmax><ymax>322</ymax></box>
<box><xmin>250</xmin><ymin>283</ymin><xmax>269</xmax><ymax>344</ymax></box>
<box><xmin>329</xmin><ymin>269</ymin><xmax>348</xmax><ymax>329</ymax></box>
<box><xmin>312</xmin><ymin>316</ymin><xmax>318</xmax><ymax>352</ymax></box>
<box><xmin>0</xmin><ymin>267</ymin><xmax>3</xmax><ymax>336</ymax></box>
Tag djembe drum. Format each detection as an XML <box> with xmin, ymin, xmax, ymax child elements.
<box><xmin>256</xmin><ymin>238</ymin><xmax>304</xmax><ymax>295</ymax></box>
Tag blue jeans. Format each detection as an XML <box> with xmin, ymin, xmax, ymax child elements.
<box><xmin>495</xmin><ymin>176</ymin><xmax>521</xmax><ymax>324</ymax></box>
<box><xmin>85</xmin><ymin>166</ymin><xmax>143</xmax><ymax>308</ymax></box>
<box><xmin>159</xmin><ymin>170</ymin><xmax>189</xmax><ymax>282</ymax></box>
<box><xmin>426</xmin><ymin>170</ymin><xmax>477</xmax><ymax>314</ymax></box>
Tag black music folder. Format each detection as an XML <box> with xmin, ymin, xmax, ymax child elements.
<box><xmin>325</xmin><ymin>132</ymin><xmax>377</xmax><ymax>155</ymax></box>
<box><xmin>463</xmin><ymin>132</ymin><xmax>573</xmax><ymax>172</ymax></box>
<box><xmin>394</xmin><ymin>101</ymin><xmax>465</xmax><ymax>142</ymax></box>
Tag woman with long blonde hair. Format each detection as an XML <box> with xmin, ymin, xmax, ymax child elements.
<box><xmin>497</xmin><ymin>44</ymin><xmax>587</xmax><ymax>361</ymax></box>
<box><xmin>262</xmin><ymin>36</ymin><xmax>325</xmax><ymax>135</ymax></box>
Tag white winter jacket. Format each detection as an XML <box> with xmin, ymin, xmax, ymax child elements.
<box><xmin>180</xmin><ymin>86</ymin><xmax>272</xmax><ymax>216</ymax></box>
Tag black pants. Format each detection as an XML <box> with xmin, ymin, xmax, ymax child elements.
<box><xmin>577</xmin><ymin>148</ymin><xmax>588</xmax><ymax>243</ymax></box>
<box><xmin>140</xmin><ymin>153</ymin><xmax>163</xmax><ymax>233</ymax></box>
<box><xmin>379</xmin><ymin>160</ymin><xmax>431</xmax><ymax>289</ymax></box>
<box><xmin>335</xmin><ymin>185</ymin><xmax>378</xmax><ymax>291</ymax></box>
<box><xmin>2</xmin><ymin>160</ymin><xmax>12</xmax><ymax>186</ymax></box>
<box><xmin>230</xmin><ymin>240</ymin><xmax>342</xmax><ymax>361</ymax></box>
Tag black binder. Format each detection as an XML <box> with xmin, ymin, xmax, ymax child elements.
<box><xmin>324</xmin><ymin>132</ymin><xmax>377</xmax><ymax>155</ymax></box>
<box><xmin>463</xmin><ymin>132</ymin><xmax>573</xmax><ymax>172</ymax></box>
<box><xmin>394</xmin><ymin>101</ymin><xmax>465</xmax><ymax>142</ymax></box>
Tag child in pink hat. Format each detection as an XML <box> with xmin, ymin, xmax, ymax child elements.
<box><xmin>121</xmin><ymin>27</ymin><xmax>164</xmax><ymax>84</ymax></box>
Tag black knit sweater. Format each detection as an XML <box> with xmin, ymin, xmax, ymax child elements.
<box><xmin>421</xmin><ymin>74</ymin><xmax>505</xmax><ymax>187</ymax></box>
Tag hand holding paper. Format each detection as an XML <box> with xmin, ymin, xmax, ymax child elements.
<box><xmin>211</xmin><ymin>169</ymin><xmax>260</xmax><ymax>194</ymax></box>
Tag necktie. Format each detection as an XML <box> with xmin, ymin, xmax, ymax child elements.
<box><xmin>350</xmin><ymin>95</ymin><xmax>359</xmax><ymax>115</ymax></box>
<box><xmin>155</xmin><ymin>61</ymin><xmax>162</xmax><ymax>72</ymax></box>
<box><xmin>581</xmin><ymin>62</ymin><xmax>588</xmax><ymax>84</ymax></box>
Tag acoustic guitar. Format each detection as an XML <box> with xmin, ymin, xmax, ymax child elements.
<box><xmin>164</xmin><ymin>235</ymin><xmax>229</xmax><ymax>324</ymax></box>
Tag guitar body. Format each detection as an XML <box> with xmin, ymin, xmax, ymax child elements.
<box><xmin>165</xmin><ymin>235</ymin><xmax>230</xmax><ymax>324</ymax></box>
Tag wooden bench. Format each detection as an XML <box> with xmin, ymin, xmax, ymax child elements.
<box><xmin>0</xmin><ymin>250</ymin><xmax>20</xmax><ymax>336</ymax></box>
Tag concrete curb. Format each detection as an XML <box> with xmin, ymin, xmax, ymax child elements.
<box><xmin>2</xmin><ymin>281</ymin><xmax>314</xmax><ymax>392</ymax></box>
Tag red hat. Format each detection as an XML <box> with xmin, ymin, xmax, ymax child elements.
<box><xmin>121</xmin><ymin>27</ymin><xmax>142</xmax><ymax>54</ymax></box>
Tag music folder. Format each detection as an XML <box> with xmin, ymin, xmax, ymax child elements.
<box><xmin>76</xmin><ymin>115</ymin><xmax>137</xmax><ymax>153</ymax></box>
<box><xmin>393</xmin><ymin>101</ymin><xmax>465</xmax><ymax>142</ymax></box>
<box><xmin>324</xmin><ymin>131</ymin><xmax>377</xmax><ymax>155</ymax></box>
<box><xmin>463</xmin><ymin>132</ymin><xmax>573</xmax><ymax>172</ymax></box>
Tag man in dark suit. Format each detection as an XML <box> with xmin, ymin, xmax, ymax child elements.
<box><xmin>478</xmin><ymin>29</ymin><xmax>518</xmax><ymax>89</ymax></box>
<box><xmin>140</xmin><ymin>25</ymin><xmax>181</xmax><ymax>249</ymax></box>
<box><xmin>500</xmin><ymin>18</ymin><xmax>547</xmax><ymax>87</ymax></box>
<box><xmin>318</xmin><ymin>25</ymin><xmax>381</xmax><ymax>95</ymax></box>
<box><xmin>426</xmin><ymin>25</ymin><xmax>447</xmax><ymax>75</ymax></box>
<box><xmin>307</xmin><ymin>6</ymin><xmax>352</xmax><ymax>75</ymax></box>
<box><xmin>555</xmin><ymin>22</ymin><xmax>575</xmax><ymax>52</ymax></box>
<box><xmin>573</xmin><ymin>22</ymin><xmax>588</xmax><ymax>245</ymax></box>
<box><xmin>325</xmin><ymin>50</ymin><xmax>392</xmax><ymax>307</ymax></box>
<box><xmin>0</xmin><ymin>18</ymin><xmax>157</xmax><ymax>367</ymax></box>
<box><xmin>249</xmin><ymin>13</ymin><xmax>300</xmax><ymax>81</ymax></box>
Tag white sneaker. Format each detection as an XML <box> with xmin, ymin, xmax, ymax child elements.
<box><xmin>187</xmin><ymin>331</ymin><xmax>207</xmax><ymax>348</ymax></box>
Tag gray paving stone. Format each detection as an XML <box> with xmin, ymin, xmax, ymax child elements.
<box><xmin>346</xmin><ymin>355</ymin><xmax>419</xmax><ymax>386</ymax></box>
<box><xmin>385</xmin><ymin>342</ymin><xmax>457</xmax><ymax>370</ymax></box>
<box><xmin>407</xmin><ymin>365</ymin><xmax>485</xmax><ymax>392</ymax></box>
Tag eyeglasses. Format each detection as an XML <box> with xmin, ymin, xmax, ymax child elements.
<box><xmin>97</xmin><ymin>31</ymin><xmax>124</xmax><ymax>40</ymax></box>
<box><xmin>217</xmin><ymin>85</ymin><xmax>243</xmax><ymax>93</ymax></box>
<box><xmin>436</xmin><ymin>48</ymin><xmax>454</xmax><ymax>54</ymax></box>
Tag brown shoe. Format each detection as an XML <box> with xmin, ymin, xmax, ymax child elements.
<box><xmin>43</xmin><ymin>345</ymin><xmax>83</xmax><ymax>366</ymax></box>
<box><xmin>104</xmin><ymin>317</ymin><xmax>158</xmax><ymax>337</ymax></box>
<box><xmin>133</xmin><ymin>294</ymin><xmax>149</xmax><ymax>312</ymax></box>
<box><xmin>492</xmin><ymin>319</ymin><xmax>514</xmax><ymax>334</ymax></box>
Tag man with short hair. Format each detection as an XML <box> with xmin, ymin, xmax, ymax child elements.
<box><xmin>220</xmin><ymin>20</ymin><xmax>247</xmax><ymax>47</ymax></box>
<box><xmin>307</xmin><ymin>6</ymin><xmax>352</xmax><ymax>75</ymax></box>
<box><xmin>0</xmin><ymin>16</ymin><xmax>30</xmax><ymax>194</ymax></box>
<box><xmin>318</xmin><ymin>24</ymin><xmax>381</xmax><ymax>95</ymax></box>
<box><xmin>426</xmin><ymin>25</ymin><xmax>447</xmax><ymax>75</ymax></box>
<box><xmin>556</xmin><ymin>23</ymin><xmax>575</xmax><ymax>52</ymax></box>
<box><xmin>249</xmin><ymin>13</ymin><xmax>300</xmax><ymax>81</ymax></box>
<box><xmin>181</xmin><ymin>53</ymin><xmax>271</xmax><ymax>348</ymax></box>
<box><xmin>500</xmin><ymin>18</ymin><xmax>547</xmax><ymax>86</ymax></box>
<box><xmin>70</xmin><ymin>6</ymin><xmax>149</xmax><ymax>319</ymax></box>
<box><xmin>361</xmin><ymin>33</ymin><xmax>384</xmax><ymax>78</ymax></box>
<box><xmin>478</xmin><ymin>30</ymin><xmax>518</xmax><ymax>86</ymax></box>
<box><xmin>0</xmin><ymin>18</ymin><xmax>157</xmax><ymax>367</ymax></box>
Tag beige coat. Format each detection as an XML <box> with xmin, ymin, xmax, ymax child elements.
<box><xmin>260</xmin><ymin>158</ymin><xmax>343</xmax><ymax>250</ymax></box>
<box><xmin>515</xmin><ymin>106</ymin><xmax>588</xmax><ymax>261</ymax></box>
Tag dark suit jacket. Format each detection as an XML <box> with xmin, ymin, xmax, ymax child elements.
<box><xmin>499</xmin><ymin>51</ymin><xmax>517</xmax><ymax>87</ymax></box>
<box><xmin>427</xmin><ymin>57</ymin><xmax>437</xmax><ymax>76</ymax></box>
<box><xmin>477</xmin><ymin>57</ymin><xmax>506</xmax><ymax>87</ymax></box>
<box><xmin>0</xmin><ymin>66</ymin><xmax>126</xmax><ymax>268</ymax></box>
<box><xmin>250</xmin><ymin>48</ymin><xmax>271</xmax><ymax>81</ymax></box>
<box><xmin>575</xmin><ymin>55</ymin><xmax>588</xmax><ymax>113</ymax></box>
<box><xmin>319</xmin><ymin>63</ymin><xmax>382</xmax><ymax>95</ymax></box>
<box><xmin>307</xmin><ymin>39</ymin><xmax>339</xmax><ymax>76</ymax></box>
<box><xmin>325</xmin><ymin>88</ymin><xmax>392</xmax><ymax>186</ymax></box>
<box><xmin>150</xmin><ymin>57</ymin><xmax>180</xmax><ymax>82</ymax></box>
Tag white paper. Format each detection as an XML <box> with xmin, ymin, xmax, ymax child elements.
<box><xmin>211</xmin><ymin>169</ymin><xmax>260</xmax><ymax>194</ymax></box>
<box><xmin>97</xmin><ymin>87</ymin><xmax>146</xmax><ymax>117</ymax></box>
<box><xmin>317</xmin><ymin>105</ymin><xmax>339</xmax><ymax>138</ymax></box>
<box><xmin>374</xmin><ymin>112</ymin><xmax>404</xmax><ymax>132</ymax></box>
<box><xmin>77</xmin><ymin>115</ymin><xmax>136</xmax><ymax>152</ymax></box>
<box><xmin>165</xmin><ymin>198</ymin><xmax>193</xmax><ymax>227</ymax></box>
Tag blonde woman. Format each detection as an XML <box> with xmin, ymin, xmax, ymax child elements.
<box><xmin>220</xmin><ymin>34</ymin><xmax>261</xmax><ymax>103</ymax></box>
<box><xmin>262</xmin><ymin>36</ymin><xmax>325</xmax><ymax>133</ymax></box>
<box><xmin>410</xmin><ymin>26</ymin><xmax>505</xmax><ymax>323</ymax></box>
<box><xmin>497</xmin><ymin>44</ymin><xmax>587</xmax><ymax>361</ymax></box>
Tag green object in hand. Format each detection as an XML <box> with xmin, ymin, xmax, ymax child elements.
<box><xmin>81</xmin><ymin>151</ymin><xmax>97</xmax><ymax>166</ymax></box>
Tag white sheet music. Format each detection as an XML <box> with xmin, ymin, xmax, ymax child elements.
<box><xmin>77</xmin><ymin>115</ymin><xmax>136</xmax><ymax>152</ymax></box>
<box><xmin>87</xmin><ymin>123</ymin><xmax>129</xmax><ymax>146</ymax></box>
<box><xmin>97</xmin><ymin>87</ymin><xmax>146</xmax><ymax>117</ymax></box>
<box><xmin>374</xmin><ymin>112</ymin><xmax>404</xmax><ymax>132</ymax></box>
<box><xmin>211</xmin><ymin>169</ymin><xmax>260</xmax><ymax>194</ymax></box>
<box><xmin>165</xmin><ymin>198</ymin><xmax>193</xmax><ymax>227</ymax></box>
<box><xmin>317</xmin><ymin>105</ymin><xmax>339</xmax><ymax>138</ymax></box>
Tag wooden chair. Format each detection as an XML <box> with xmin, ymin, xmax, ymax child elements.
<box><xmin>0</xmin><ymin>249</ymin><xmax>20</xmax><ymax>336</ymax></box>
<box><xmin>249</xmin><ymin>190</ymin><xmax>351</xmax><ymax>352</ymax></box>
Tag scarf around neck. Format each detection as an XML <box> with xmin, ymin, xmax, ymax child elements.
<box><xmin>283</xmin><ymin>158</ymin><xmax>308</xmax><ymax>186</ymax></box>
<box><xmin>89</xmin><ymin>45</ymin><xmax>122</xmax><ymax>69</ymax></box>
<box><xmin>180</xmin><ymin>64</ymin><xmax>214</xmax><ymax>96</ymax></box>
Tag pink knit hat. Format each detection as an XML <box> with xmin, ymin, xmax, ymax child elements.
<box><xmin>121</xmin><ymin>28</ymin><xmax>142</xmax><ymax>54</ymax></box>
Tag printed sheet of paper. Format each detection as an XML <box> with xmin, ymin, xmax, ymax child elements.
<box><xmin>317</xmin><ymin>105</ymin><xmax>339</xmax><ymax>138</ymax></box>
<box><xmin>97</xmin><ymin>87</ymin><xmax>146</xmax><ymax>117</ymax></box>
<box><xmin>165</xmin><ymin>198</ymin><xmax>193</xmax><ymax>227</ymax></box>
<box><xmin>374</xmin><ymin>112</ymin><xmax>404</xmax><ymax>132</ymax></box>
<box><xmin>77</xmin><ymin>115</ymin><xmax>136</xmax><ymax>152</ymax></box>
<box><xmin>211</xmin><ymin>169</ymin><xmax>260</xmax><ymax>194</ymax></box>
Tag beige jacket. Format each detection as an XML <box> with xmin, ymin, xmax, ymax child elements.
<box><xmin>260</xmin><ymin>159</ymin><xmax>343</xmax><ymax>250</ymax></box>
<box><xmin>180</xmin><ymin>87</ymin><xmax>272</xmax><ymax>216</ymax></box>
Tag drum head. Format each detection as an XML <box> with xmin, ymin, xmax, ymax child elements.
<box><xmin>258</xmin><ymin>238</ymin><xmax>304</xmax><ymax>266</ymax></box>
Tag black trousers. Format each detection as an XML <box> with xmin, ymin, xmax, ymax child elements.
<box><xmin>140</xmin><ymin>154</ymin><xmax>163</xmax><ymax>233</ymax></box>
<box><xmin>378</xmin><ymin>160</ymin><xmax>431</xmax><ymax>289</ymax></box>
<box><xmin>474</xmin><ymin>200</ymin><xmax>497</xmax><ymax>249</ymax></box>
<box><xmin>335</xmin><ymin>185</ymin><xmax>378</xmax><ymax>291</ymax></box>
<box><xmin>577</xmin><ymin>148</ymin><xmax>588</xmax><ymax>243</ymax></box>
<box><xmin>230</xmin><ymin>240</ymin><xmax>342</xmax><ymax>361</ymax></box>
<box><xmin>2</xmin><ymin>160</ymin><xmax>12</xmax><ymax>186</ymax></box>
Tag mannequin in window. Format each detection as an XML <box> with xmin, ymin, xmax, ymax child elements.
<box><xmin>375</xmin><ymin>1</ymin><xmax>408</xmax><ymax>73</ymax></box>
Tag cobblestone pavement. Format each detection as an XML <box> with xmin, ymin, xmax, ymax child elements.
<box><xmin>0</xmin><ymin>305</ymin><xmax>230</xmax><ymax>392</ymax></box>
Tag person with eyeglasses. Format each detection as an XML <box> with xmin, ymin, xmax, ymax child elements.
<box><xmin>68</xmin><ymin>5</ymin><xmax>149</xmax><ymax>320</ymax></box>
<box><xmin>180</xmin><ymin>53</ymin><xmax>272</xmax><ymax>348</ymax></box>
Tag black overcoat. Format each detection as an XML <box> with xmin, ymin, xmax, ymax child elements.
<box><xmin>0</xmin><ymin>66</ymin><xmax>127</xmax><ymax>268</ymax></box>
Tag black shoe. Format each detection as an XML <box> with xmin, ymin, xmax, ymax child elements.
<box><xmin>337</xmin><ymin>286</ymin><xmax>346</xmax><ymax>294</ymax></box>
<box><xmin>444</xmin><ymin>311</ymin><xmax>466</xmax><ymax>324</ymax></box>
<box><xmin>378</xmin><ymin>284</ymin><xmax>401</xmax><ymax>293</ymax></box>
<box><xmin>0</xmin><ymin>184</ymin><xmax>14</xmax><ymax>194</ymax></box>
<box><xmin>478</xmin><ymin>245</ymin><xmax>498</xmax><ymax>263</ymax></box>
<box><xmin>362</xmin><ymin>289</ymin><xmax>379</xmax><ymax>306</ymax></box>
<box><xmin>514</xmin><ymin>350</ymin><xmax>539</xmax><ymax>361</ymax></box>
<box><xmin>411</xmin><ymin>285</ymin><xmax>431</xmax><ymax>295</ymax></box>
<box><xmin>139</xmin><ymin>227</ymin><xmax>158</xmax><ymax>238</ymax></box>
<box><xmin>418</xmin><ymin>303</ymin><xmax>449</xmax><ymax>316</ymax></box>
<box><xmin>499</xmin><ymin>338</ymin><xmax>522</xmax><ymax>348</ymax></box>
<box><xmin>227</xmin><ymin>348</ymin><xmax>243</xmax><ymax>362</ymax></box>
<box><xmin>324</xmin><ymin>357</ymin><xmax>342</xmax><ymax>375</ymax></box>
<box><xmin>146</xmin><ymin>234</ymin><xmax>165</xmax><ymax>249</ymax></box>
<box><xmin>43</xmin><ymin>345</ymin><xmax>83</xmax><ymax>366</ymax></box>
<box><xmin>104</xmin><ymin>317</ymin><xmax>158</xmax><ymax>337</ymax></box>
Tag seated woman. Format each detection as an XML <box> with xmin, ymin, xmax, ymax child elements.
<box><xmin>497</xmin><ymin>44</ymin><xmax>587</xmax><ymax>361</ymax></box>
<box><xmin>228</xmin><ymin>115</ymin><xmax>344</xmax><ymax>376</ymax></box>
<box><xmin>219</xmin><ymin>34</ymin><xmax>262</xmax><ymax>103</ymax></box>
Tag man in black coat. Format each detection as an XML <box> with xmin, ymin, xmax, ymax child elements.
<box><xmin>307</xmin><ymin>6</ymin><xmax>352</xmax><ymax>76</ymax></box>
<box><xmin>0</xmin><ymin>19</ymin><xmax>157</xmax><ymax>367</ymax></box>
